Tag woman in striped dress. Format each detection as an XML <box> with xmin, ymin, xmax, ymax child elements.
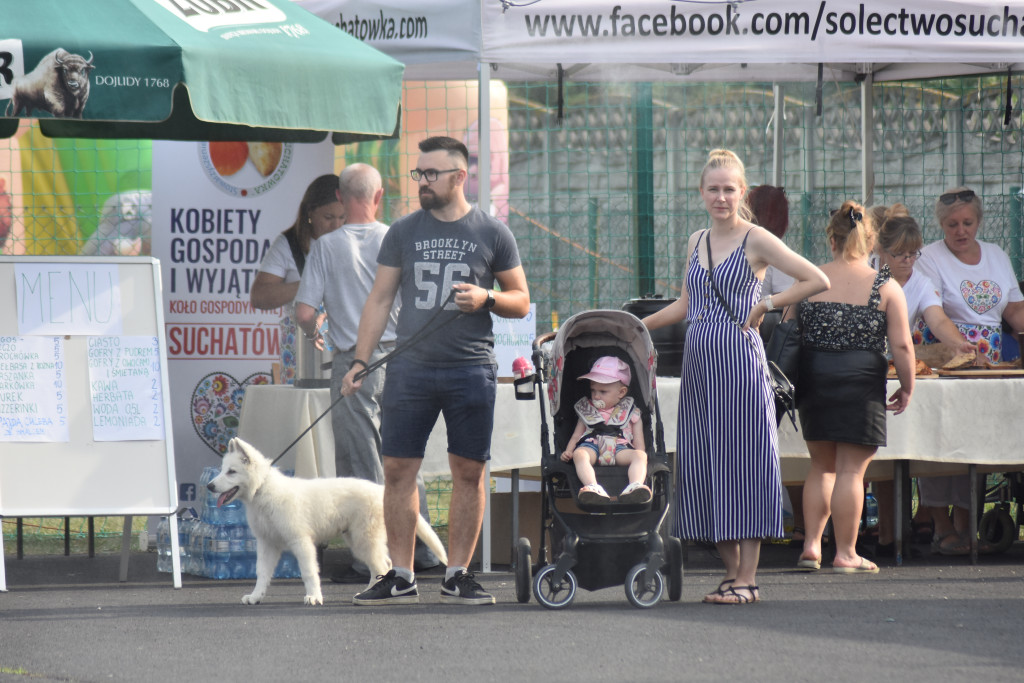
<box><xmin>644</xmin><ymin>150</ymin><xmax>829</xmax><ymax>604</ymax></box>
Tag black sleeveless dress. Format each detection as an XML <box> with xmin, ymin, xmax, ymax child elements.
<box><xmin>796</xmin><ymin>268</ymin><xmax>891</xmax><ymax>446</ymax></box>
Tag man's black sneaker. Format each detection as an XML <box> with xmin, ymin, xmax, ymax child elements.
<box><xmin>439</xmin><ymin>571</ymin><xmax>496</xmax><ymax>605</ymax></box>
<box><xmin>352</xmin><ymin>570</ymin><xmax>419</xmax><ymax>606</ymax></box>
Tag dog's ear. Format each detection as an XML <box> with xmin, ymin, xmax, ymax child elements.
<box><xmin>239</xmin><ymin>451</ymin><xmax>250</xmax><ymax>466</ymax></box>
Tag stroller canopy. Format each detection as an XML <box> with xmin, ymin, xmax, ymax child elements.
<box><xmin>547</xmin><ymin>309</ymin><xmax>657</xmax><ymax>415</ymax></box>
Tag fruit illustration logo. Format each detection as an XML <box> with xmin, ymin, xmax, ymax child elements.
<box><xmin>198</xmin><ymin>141</ymin><xmax>293</xmax><ymax>197</ymax></box>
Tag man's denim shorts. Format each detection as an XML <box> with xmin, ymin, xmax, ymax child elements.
<box><xmin>381</xmin><ymin>356</ymin><xmax>497</xmax><ymax>461</ymax></box>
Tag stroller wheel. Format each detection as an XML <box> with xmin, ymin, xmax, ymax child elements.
<box><xmin>514</xmin><ymin>537</ymin><xmax>533</xmax><ymax>603</ymax></box>
<box><xmin>533</xmin><ymin>564</ymin><xmax>577</xmax><ymax>609</ymax></box>
<box><xmin>625</xmin><ymin>563</ymin><xmax>664</xmax><ymax>608</ymax></box>
<box><xmin>667</xmin><ymin>537</ymin><xmax>684</xmax><ymax>602</ymax></box>
<box><xmin>979</xmin><ymin>507</ymin><xmax>1016</xmax><ymax>555</ymax></box>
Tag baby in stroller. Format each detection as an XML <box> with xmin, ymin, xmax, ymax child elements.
<box><xmin>560</xmin><ymin>356</ymin><xmax>652</xmax><ymax>505</ymax></box>
<box><xmin>514</xmin><ymin>310</ymin><xmax>681</xmax><ymax>609</ymax></box>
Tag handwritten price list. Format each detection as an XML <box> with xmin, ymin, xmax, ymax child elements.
<box><xmin>88</xmin><ymin>336</ymin><xmax>165</xmax><ymax>441</ymax></box>
<box><xmin>0</xmin><ymin>336</ymin><xmax>69</xmax><ymax>442</ymax></box>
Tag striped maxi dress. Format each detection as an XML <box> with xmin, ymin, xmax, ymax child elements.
<box><xmin>674</xmin><ymin>231</ymin><xmax>784</xmax><ymax>543</ymax></box>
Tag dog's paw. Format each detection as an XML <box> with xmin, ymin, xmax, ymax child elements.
<box><xmin>303</xmin><ymin>594</ymin><xmax>324</xmax><ymax>606</ymax></box>
<box><xmin>241</xmin><ymin>593</ymin><xmax>263</xmax><ymax>605</ymax></box>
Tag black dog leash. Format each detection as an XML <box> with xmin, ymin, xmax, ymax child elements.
<box><xmin>266</xmin><ymin>290</ymin><xmax>464</xmax><ymax>466</ymax></box>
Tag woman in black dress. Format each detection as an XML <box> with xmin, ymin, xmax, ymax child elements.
<box><xmin>794</xmin><ymin>202</ymin><xmax>915</xmax><ymax>574</ymax></box>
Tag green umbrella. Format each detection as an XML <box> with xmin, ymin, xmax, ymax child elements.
<box><xmin>0</xmin><ymin>0</ymin><xmax>403</xmax><ymax>142</ymax></box>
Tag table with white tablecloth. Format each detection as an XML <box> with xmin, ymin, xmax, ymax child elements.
<box><xmin>239</xmin><ymin>377</ymin><xmax>1024</xmax><ymax>566</ymax></box>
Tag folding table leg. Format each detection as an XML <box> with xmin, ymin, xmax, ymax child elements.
<box><xmin>893</xmin><ymin>460</ymin><xmax>905</xmax><ymax>566</ymax></box>
<box><xmin>119</xmin><ymin>516</ymin><xmax>132</xmax><ymax>582</ymax></box>
<box><xmin>969</xmin><ymin>465</ymin><xmax>978</xmax><ymax>565</ymax></box>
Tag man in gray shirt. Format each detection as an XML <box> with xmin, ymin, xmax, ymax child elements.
<box><xmin>342</xmin><ymin>137</ymin><xmax>530</xmax><ymax>605</ymax></box>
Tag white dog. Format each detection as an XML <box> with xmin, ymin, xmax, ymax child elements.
<box><xmin>207</xmin><ymin>437</ymin><xmax>448</xmax><ymax>606</ymax></box>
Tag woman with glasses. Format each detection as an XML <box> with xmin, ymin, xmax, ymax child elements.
<box><xmin>911</xmin><ymin>188</ymin><xmax>1024</xmax><ymax>555</ymax></box>
<box><xmin>868</xmin><ymin>205</ymin><xmax>975</xmax><ymax>558</ymax></box>
<box><xmin>792</xmin><ymin>202</ymin><xmax>915</xmax><ymax>575</ymax></box>
<box><xmin>875</xmin><ymin>204</ymin><xmax>977</xmax><ymax>352</ymax></box>
<box><xmin>915</xmin><ymin>187</ymin><xmax>1024</xmax><ymax>363</ymax></box>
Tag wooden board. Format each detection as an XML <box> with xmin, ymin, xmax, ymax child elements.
<box><xmin>934</xmin><ymin>368</ymin><xmax>1024</xmax><ymax>378</ymax></box>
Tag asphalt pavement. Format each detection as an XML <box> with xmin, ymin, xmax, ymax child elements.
<box><xmin>1</xmin><ymin>539</ymin><xmax>1022</xmax><ymax>683</ymax></box>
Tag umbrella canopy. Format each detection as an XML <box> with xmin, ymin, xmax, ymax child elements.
<box><xmin>0</xmin><ymin>0</ymin><xmax>404</xmax><ymax>142</ymax></box>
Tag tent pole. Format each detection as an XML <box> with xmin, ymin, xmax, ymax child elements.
<box><xmin>772</xmin><ymin>83</ymin><xmax>784</xmax><ymax>186</ymax></box>
<box><xmin>478</xmin><ymin>63</ymin><xmax>492</xmax><ymax>219</ymax></box>
<box><xmin>478</xmin><ymin>61</ymin><xmax>492</xmax><ymax>575</ymax></box>
<box><xmin>860</xmin><ymin>71</ymin><xmax>875</xmax><ymax>207</ymax></box>
<box><xmin>634</xmin><ymin>83</ymin><xmax>655</xmax><ymax>296</ymax></box>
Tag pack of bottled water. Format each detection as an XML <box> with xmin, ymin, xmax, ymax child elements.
<box><xmin>157</xmin><ymin>465</ymin><xmax>301</xmax><ymax>580</ymax></box>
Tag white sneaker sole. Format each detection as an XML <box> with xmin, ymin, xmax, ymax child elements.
<box><xmin>439</xmin><ymin>593</ymin><xmax>496</xmax><ymax>605</ymax></box>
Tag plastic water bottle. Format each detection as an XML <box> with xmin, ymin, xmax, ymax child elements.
<box><xmin>176</xmin><ymin>514</ymin><xmax>193</xmax><ymax>569</ymax></box>
<box><xmin>156</xmin><ymin>516</ymin><xmax>171</xmax><ymax>573</ymax></box>
<box><xmin>206</xmin><ymin>524</ymin><xmax>232</xmax><ymax>580</ymax></box>
<box><xmin>199</xmin><ymin>466</ymin><xmax>218</xmax><ymax>508</ymax></box>
<box><xmin>201</xmin><ymin>466</ymin><xmax>222</xmax><ymax>525</ymax></box>
<box><xmin>188</xmin><ymin>521</ymin><xmax>208</xmax><ymax>576</ymax></box>
<box><xmin>228</xmin><ymin>524</ymin><xmax>255</xmax><ymax>579</ymax></box>
<box><xmin>275</xmin><ymin>551</ymin><xmax>300</xmax><ymax>579</ymax></box>
<box><xmin>864</xmin><ymin>493</ymin><xmax>879</xmax><ymax>530</ymax></box>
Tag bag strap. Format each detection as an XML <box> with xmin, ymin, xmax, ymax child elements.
<box><xmin>703</xmin><ymin>229</ymin><xmax>742</xmax><ymax>328</ymax></box>
<box><xmin>705</xmin><ymin>231</ymin><xmax>796</xmax><ymax>425</ymax></box>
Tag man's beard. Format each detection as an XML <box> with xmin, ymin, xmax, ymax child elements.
<box><xmin>419</xmin><ymin>188</ymin><xmax>449</xmax><ymax>211</ymax></box>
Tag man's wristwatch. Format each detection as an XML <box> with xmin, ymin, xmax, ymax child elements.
<box><xmin>484</xmin><ymin>290</ymin><xmax>496</xmax><ymax>310</ymax></box>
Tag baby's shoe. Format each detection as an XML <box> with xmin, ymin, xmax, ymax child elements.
<box><xmin>618</xmin><ymin>482</ymin><xmax>652</xmax><ymax>504</ymax></box>
<box><xmin>578</xmin><ymin>484</ymin><xmax>611</xmax><ymax>505</ymax></box>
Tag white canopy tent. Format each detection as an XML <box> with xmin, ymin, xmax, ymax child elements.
<box><xmin>298</xmin><ymin>0</ymin><xmax>1024</xmax><ymax>568</ymax></box>
<box><xmin>301</xmin><ymin>0</ymin><xmax>1024</xmax><ymax>206</ymax></box>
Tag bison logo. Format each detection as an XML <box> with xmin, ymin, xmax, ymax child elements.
<box><xmin>5</xmin><ymin>48</ymin><xmax>94</xmax><ymax>118</ymax></box>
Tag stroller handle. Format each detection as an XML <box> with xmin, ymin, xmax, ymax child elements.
<box><xmin>532</xmin><ymin>331</ymin><xmax>557</xmax><ymax>349</ymax></box>
<box><xmin>532</xmin><ymin>331</ymin><xmax>557</xmax><ymax>383</ymax></box>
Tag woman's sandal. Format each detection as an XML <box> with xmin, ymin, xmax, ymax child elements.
<box><xmin>702</xmin><ymin>579</ymin><xmax>735</xmax><ymax>603</ymax></box>
<box><xmin>911</xmin><ymin>520</ymin><xmax>935</xmax><ymax>545</ymax></box>
<box><xmin>713</xmin><ymin>585</ymin><xmax>760</xmax><ymax>605</ymax></box>
<box><xmin>933</xmin><ymin>532</ymin><xmax>969</xmax><ymax>556</ymax></box>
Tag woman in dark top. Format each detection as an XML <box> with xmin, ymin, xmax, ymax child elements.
<box><xmin>793</xmin><ymin>202</ymin><xmax>915</xmax><ymax>574</ymax></box>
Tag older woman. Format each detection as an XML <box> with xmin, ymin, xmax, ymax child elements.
<box><xmin>794</xmin><ymin>202</ymin><xmax>914</xmax><ymax>574</ymax></box>
<box><xmin>915</xmin><ymin>187</ymin><xmax>1024</xmax><ymax>361</ymax></box>
<box><xmin>912</xmin><ymin>188</ymin><xmax>1024</xmax><ymax>554</ymax></box>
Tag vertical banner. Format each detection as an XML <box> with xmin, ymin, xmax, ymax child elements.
<box><xmin>152</xmin><ymin>139</ymin><xmax>333</xmax><ymax>514</ymax></box>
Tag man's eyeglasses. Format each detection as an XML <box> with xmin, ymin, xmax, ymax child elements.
<box><xmin>939</xmin><ymin>190</ymin><xmax>976</xmax><ymax>205</ymax></box>
<box><xmin>887</xmin><ymin>250</ymin><xmax>922</xmax><ymax>261</ymax></box>
<box><xmin>410</xmin><ymin>168</ymin><xmax>460</xmax><ymax>183</ymax></box>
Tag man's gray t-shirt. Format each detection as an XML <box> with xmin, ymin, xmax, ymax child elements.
<box><xmin>295</xmin><ymin>221</ymin><xmax>398</xmax><ymax>350</ymax></box>
<box><xmin>378</xmin><ymin>206</ymin><xmax>521</xmax><ymax>366</ymax></box>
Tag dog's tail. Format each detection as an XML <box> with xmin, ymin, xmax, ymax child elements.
<box><xmin>415</xmin><ymin>516</ymin><xmax>449</xmax><ymax>567</ymax></box>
